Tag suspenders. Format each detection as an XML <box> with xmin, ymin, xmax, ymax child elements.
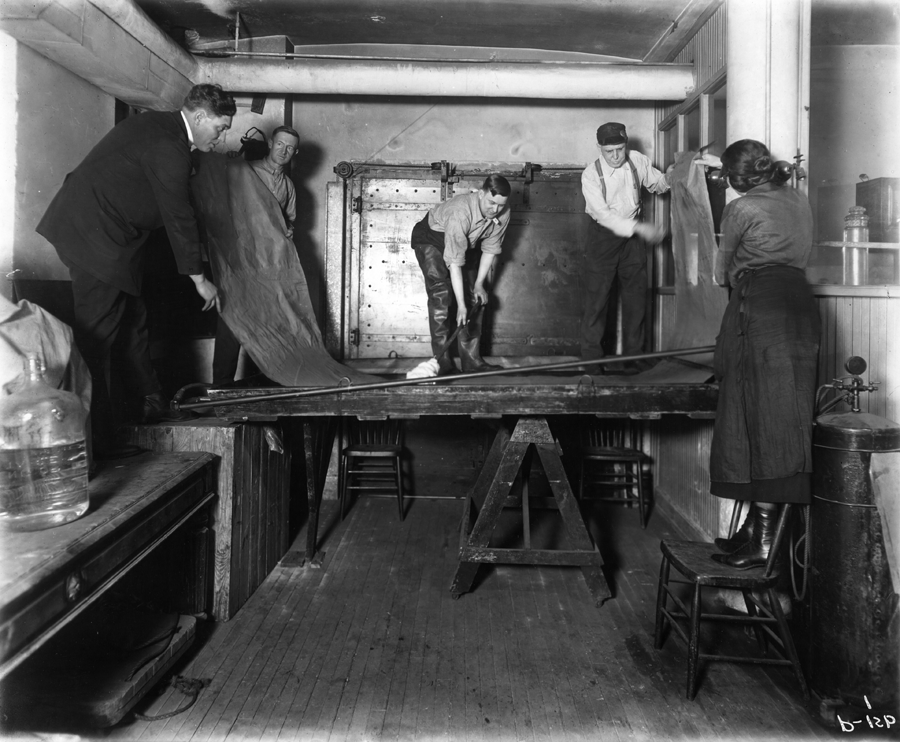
<box><xmin>594</xmin><ymin>157</ymin><xmax>643</xmax><ymax>221</ymax></box>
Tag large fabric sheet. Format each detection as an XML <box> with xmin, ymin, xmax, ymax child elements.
<box><xmin>191</xmin><ymin>154</ymin><xmax>374</xmax><ymax>387</ymax></box>
<box><xmin>666</xmin><ymin>151</ymin><xmax>728</xmax><ymax>366</ymax></box>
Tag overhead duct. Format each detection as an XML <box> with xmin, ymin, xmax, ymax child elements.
<box><xmin>198</xmin><ymin>58</ymin><xmax>694</xmax><ymax>101</ymax></box>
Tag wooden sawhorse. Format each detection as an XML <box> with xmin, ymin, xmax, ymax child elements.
<box><xmin>449</xmin><ymin>416</ymin><xmax>611</xmax><ymax>607</ymax></box>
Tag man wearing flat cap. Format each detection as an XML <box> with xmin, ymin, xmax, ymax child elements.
<box><xmin>580</xmin><ymin>122</ymin><xmax>671</xmax><ymax>373</ymax></box>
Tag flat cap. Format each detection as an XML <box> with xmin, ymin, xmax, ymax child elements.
<box><xmin>596</xmin><ymin>122</ymin><xmax>628</xmax><ymax>145</ymax></box>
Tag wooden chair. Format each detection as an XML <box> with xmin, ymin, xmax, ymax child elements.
<box><xmin>653</xmin><ymin>504</ymin><xmax>809</xmax><ymax>701</ymax></box>
<box><xmin>578</xmin><ymin>418</ymin><xmax>647</xmax><ymax>528</ymax></box>
<box><xmin>338</xmin><ymin>418</ymin><xmax>405</xmax><ymax>521</ymax></box>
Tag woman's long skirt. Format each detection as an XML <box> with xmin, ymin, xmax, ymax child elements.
<box><xmin>710</xmin><ymin>265</ymin><xmax>820</xmax><ymax>504</ymax></box>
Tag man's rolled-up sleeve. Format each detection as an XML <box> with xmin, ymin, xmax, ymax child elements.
<box><xmin>635</xmin><ymin>152</ymin><xmax>671</xmax><ymax>195</ymax></box>
<box><xmin>442</xmin><ymin>214</ymin><xmax>472</xmax><ymax>266</ymax></box>
<box><xmin>142</xmin><ymin>140</ymin><xmax>204</xmax><ymax>276</ymax></box>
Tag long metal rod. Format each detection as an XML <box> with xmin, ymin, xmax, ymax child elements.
<box><xmin>176</xmin><ymin>346</ymin><xmax>715</xmax><ymax>410</ymax></box>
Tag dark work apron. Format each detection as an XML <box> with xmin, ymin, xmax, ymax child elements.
<box><xmin>709</xmin><ymin>264</ymin><xmax>820</xmax><ymax>503</ymax></box>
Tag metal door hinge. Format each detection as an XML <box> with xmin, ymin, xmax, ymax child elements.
<box><xmin>349</xmin><ymin>328</ymin><xmax>360</xmax><ymax>346</ymax></box>
<box><xmin>352</xmin><ymin>196</ymin><xmax>363</xmax><ymax>214</ymax></box>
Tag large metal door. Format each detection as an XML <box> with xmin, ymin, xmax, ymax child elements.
<box><xmin>334</xmin><ymin>164</ymin><xmax>588</xmax><ymax>361</ymax></box>
<box><xmin>347</xmin><ymin>176</ymin><xmax>441</xmax><ymax>359</ymax></box>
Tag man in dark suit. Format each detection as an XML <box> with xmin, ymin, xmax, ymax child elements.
<box><xmin>37</xmin><ymin>83</ymin><xmax>236</xmax><ymax>457</ymax></box>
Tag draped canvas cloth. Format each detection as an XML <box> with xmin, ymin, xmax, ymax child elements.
<box><xmin>0</xmin><ymin>296</ymin><xmax>92</xmax><ymax>409</ymax></box>
<box><xmin>191</xmin><ymin>154</ymin><xmax>374</xmax><ymax>387</ymax></box>
<box><xmin>665</xmin><ymin>151</ymin><xmax>728</xmax><ymax>366</ymax></box>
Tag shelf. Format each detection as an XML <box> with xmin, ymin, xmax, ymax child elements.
<box><xmin>817</xmin><ymin>241</ymin><xmax>900</xmax><ymax>250</ymax></box>
<box><xmin>810</xmin><ymin>285</ymin><xmax>898</xmax><ymax>297</ymax></box>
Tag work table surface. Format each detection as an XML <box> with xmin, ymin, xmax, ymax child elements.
<box><xmin>206</xmin><ymin>360</ymin><xmax>718</xmax><ymax>420</ymax></box>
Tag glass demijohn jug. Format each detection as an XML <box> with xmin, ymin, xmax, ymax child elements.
<box><xmin>0</xmin><ymin>352</ymin><xmax>89</xmax><ymax>530</ymax></box>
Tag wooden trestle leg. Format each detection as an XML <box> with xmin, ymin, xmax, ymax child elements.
<box><xmin>449</xmin><ymin>416</ymin><xmax>612</xmax><ymax>607</ymax></box>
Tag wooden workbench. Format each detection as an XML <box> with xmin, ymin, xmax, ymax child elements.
<box><xmin>204</xmin><ymin>367</ymin><xmax>716</xmax><ymax>605</ymax></box>
<box><xmin>206</xmin><ymin>371</ymin><xmax>717</xmax><ymax>419</ymax></box>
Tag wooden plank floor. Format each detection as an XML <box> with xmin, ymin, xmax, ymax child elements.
<box><xmin>105</xmin><ymin>495</ymin><xmax>836</xmax><ymax>742</ymax></box>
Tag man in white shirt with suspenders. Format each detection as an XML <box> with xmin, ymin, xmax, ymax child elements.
<box><xmin>580</xmin><ymin>122</ymin><xmax>671</xmax><ymax>373</ymax></box>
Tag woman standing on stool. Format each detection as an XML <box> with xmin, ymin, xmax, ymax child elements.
<box><xmin>697</xmin><ymin>140</ymin><xmax>820</xmax><ymax>569</ymax></box>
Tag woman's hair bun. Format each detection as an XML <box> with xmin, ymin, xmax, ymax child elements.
<box><xmin>721</xmin><ymin>139</ymin><xmax>778</xmax><ymax>192</ymax></box>
<box><xmin>753</xmin><ymin>155</ymin><xmax>773</xmax><ymax>174</ymax></box>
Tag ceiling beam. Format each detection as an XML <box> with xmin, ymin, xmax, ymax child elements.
<box><xmin>643</xmin><ymin>0</ymin><xmax>725</xmax><ymax>63</ymax></box>
<box><xmin>0</xmin><ymin>0</ymin><xmax>197</xmax><ymax>109</ymax></box>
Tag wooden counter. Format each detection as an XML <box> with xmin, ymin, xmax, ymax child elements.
<box><xmin>0</xmin><ymin>451</ymin><xmax>216</xmax><ymax>681</ymax></box>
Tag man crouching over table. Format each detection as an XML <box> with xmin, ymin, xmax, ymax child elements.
<box><xmin>411</xmin><ymin>175</ymin><xmax>511</xmax><ymax>376</ymax></box>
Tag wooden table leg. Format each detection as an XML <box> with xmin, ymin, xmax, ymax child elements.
<box><xmin>302</xmin><ymin>417</ymin><xmax>337</xmax><ymax>567</ymax></box>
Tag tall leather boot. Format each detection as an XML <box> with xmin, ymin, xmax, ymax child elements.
<box><xmin>414</xmin><ymin>245</ymin><xmax>458</xmax><ymax>376</ymax></box>
<box><xmin>458</xmin><ymin>308</ymin><xmax>501</xmax><ymax>373</ymax></box>
<box><xmin>428</xmin><ymin>279</ymin><xmax>457</xmax><ymax>376</ymax></box>
<box><xmin>712</xmin><ymin>502</ymin><xmax>779</xmax><ymax>570</ymax></box>
<box><xmin>714</xmin><ymin>501</ymin><xmax>757</xmax><ymax>554</ymax></box>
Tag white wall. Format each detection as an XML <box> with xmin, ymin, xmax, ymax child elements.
<box><xmin>291</xmin><ymin>96</ymin><xmax>658</xmax><ymax>309</ymax></box>
<box><xmin>13</xmin><ymin>43</ymin><xmax>114</xmax><ymax>285</ymax></box>
<box><xmin>0</xmin><ymin>30</ymin><xmax>16</xmax><ymax>300</ymax></box>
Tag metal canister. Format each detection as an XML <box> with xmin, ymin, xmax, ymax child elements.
<box><xmin>808</xmin><ymin>410</ymin><xmax>900</xmax><ymax>708</ymax></box>
<box><xmin>843</xmin><ymin>205</ymin><xmax>870</xmax><ymax>243</ymax></box>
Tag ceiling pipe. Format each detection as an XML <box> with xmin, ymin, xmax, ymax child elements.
<box><xmin>198</xmin><ymin>57</ymin><xmax>694</xmax><ymax>100</ymax></box>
